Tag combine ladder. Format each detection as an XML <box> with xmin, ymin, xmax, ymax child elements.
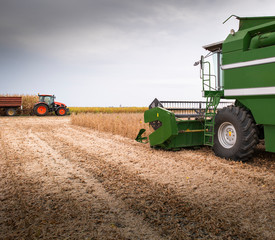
<box><xmin>200</xmin><ymin>58</ymin><xmax>222</xmax><ymax>146</ymax></box>
<box><xmin>203</xmin><ymin>94</ymin><xmax>221</xmax><ymax>146</ymax></box>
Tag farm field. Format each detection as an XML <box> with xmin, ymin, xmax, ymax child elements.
<box><xmin>0</xmin><ymin>116</ymin><xmax>275</xmax><ymax>239</ymax></box>
<box><xmin>70</xmin><ymin>107</ymin><xmax>148</xmax><ymax>114</ymax></box>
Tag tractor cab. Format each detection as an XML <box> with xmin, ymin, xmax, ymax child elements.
<box><xmin>38</xmin><ymin>94</ymin><xmax>55</xmax><ymax>106</ymax></box>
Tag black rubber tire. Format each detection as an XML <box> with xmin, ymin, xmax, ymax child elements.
<box><xmin>33</xmin><ymin>103</ymin><xmax>49</xmax><ymax>116</ymax></box>
<box><xmin>213</xmin><ymin>106</ymin><xmax>258</xmax><ymax>161</ymax></box>
<box><xmin>6</xmin><ymin>108</ymin><xmax>17</xmax><ymax>116</ymax></box>
<box><xmin>56</xmin><ymin>107</ymin><xmax>67</xmax><ymax>116</ymax></box>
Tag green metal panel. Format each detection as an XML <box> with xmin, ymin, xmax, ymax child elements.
<box><xmin>222</xmin><ymin>20</ymin><xmax>275</xmax><ymax>54</ymax></box>
<box><xmin>165</xmin><ymin>120</ymin><xmax>204</xmax><ymax>149</ymax></box>
<box><xmin>144</xmin><ymin>107</ymin><xmax>178</xmax><ymax>147</ymax></box>
<box><xmin>224</xmin><ymin>61</ymin><xmax>275</xmax><ymax>90</ymax></box>
<box><xmin>237</xmin><ymin>97</ymin><xmax>275</xmax><ymax>125</ymax></box>
<box><xmin>144</xmin><ymin>107</ymin><xmax>204</xmax><ymax>149</ymax></box>
<box><xmin>221</xmin><ymin>16</ymin><xmax>275</xmax><ymax>153</ymax></box>
<box><xmin>222</xmin><ymin>31</ymin><xmax>249</xmax><ymax>53</ymax></box>
<box><xmin>238</xmin><ymin>16</ymin><xmax>275</xmax><ymax>30</ymax></box>
<box><xmin>264</xmin><ymin>125</ymin><xmax>275</xmax><ymax>152</ymax></box>
<box><xmin>222</xmin><ymin>45</ymin><xmax>275</xmax><ymax>65</ymax></box>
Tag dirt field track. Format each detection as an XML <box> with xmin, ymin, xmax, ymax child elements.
<box><xmin>0</xmin><ymin>116</ymin><xmax>274</xmax><ymax>240</ymax></box>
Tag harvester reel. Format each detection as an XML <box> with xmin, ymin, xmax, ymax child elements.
<box><xmin>213</xmin><ymin>106</ymin><xmax>258</xmax><ymax>161</ymax></box>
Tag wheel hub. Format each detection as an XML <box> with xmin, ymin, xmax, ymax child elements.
<box><xmin>37</xmin><ymin>106</ymin><xmax>47</xmax><ymax>114</ymax></box>
<box><xmin>218</xmin><ymin>122</ymin><xmax>237</xmax><ymax>149</ymax></box>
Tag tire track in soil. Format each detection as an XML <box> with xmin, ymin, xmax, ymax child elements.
<box><xmin>35</xmin><ymin>125</ymin><xmax>275</xmax><ymax>239</ymax></box>
<box><xmin>68</xmin><ymin>124</ymin><xmax>275</xmax><ymax>188</ymax></box>
<box><xmin>34</xmin><ymin>133</ymin><xmax>218</xmax><ymax>239</ymax></box>
<box><xmin>57</xmin><ymin>124</ymin><xmax>275</xmax><ymax>206</ymax></box>
<box><xmin>1</xmin><ymin>129</ymin><xmax>125</xmax><ymax>239</ymax></box>
<box><xmin>0</xmin><ymin>122</ymin><xmax>164</xmax><ymax>239</ymax></box>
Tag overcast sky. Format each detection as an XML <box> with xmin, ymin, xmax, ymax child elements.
<box><xmin>1</xmin><ymin>0</ymin><xmax>275</xmax><ymax>106</ymax></box>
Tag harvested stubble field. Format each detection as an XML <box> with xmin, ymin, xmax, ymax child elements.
<box><xmin>0</xmin><ymin>116</ymin><xmax>275</xmax><ymax>240</ymax></box>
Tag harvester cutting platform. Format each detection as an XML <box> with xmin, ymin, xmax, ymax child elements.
<box><xmin>137</xmin><ymin>15</ymin><xmax>275</xmax><ymax>161</ymax></box>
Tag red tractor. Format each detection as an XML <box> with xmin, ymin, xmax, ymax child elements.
<box><xmin>33</xmin><ymin>94</ymin><xmax>69</xmax><ymax>116</ymax></box>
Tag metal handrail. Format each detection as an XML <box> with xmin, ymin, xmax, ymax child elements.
<box><xmin>201</xmin><ymin>61</ymin><xmax>217</xmax><ymax>92</ymax></box>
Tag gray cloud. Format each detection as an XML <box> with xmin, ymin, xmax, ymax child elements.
<box><xmin>0</xmin><ymin>0</ymin><xmax>229</xmax><ymax>44</ymax></box>
<box><xmin>1</xmin><ymin>0</ymin><xmax>275</xmax><ymax>106</ymax></box>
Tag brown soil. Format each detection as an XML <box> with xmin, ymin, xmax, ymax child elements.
<box><xmin>0</xmin><ymin>116</ymin><xmax>274</xmax><ymax>240</ymax></box>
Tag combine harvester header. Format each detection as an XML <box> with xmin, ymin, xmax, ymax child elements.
<box><xmin>137</xmin><ymin>15</ymin><xmax>275</xmax><ymax>161</ymax></box>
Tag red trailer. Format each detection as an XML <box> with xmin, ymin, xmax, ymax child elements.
<box><xmin>0</xmin><ymin>97</ymin><xmax>22</xmax><ymax>116</ymax></box>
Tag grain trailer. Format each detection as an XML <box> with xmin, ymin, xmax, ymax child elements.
<box><xmin>0</xmin><ymin>96</ymin><xmax>22</xmax><ymax>116</ymax></box>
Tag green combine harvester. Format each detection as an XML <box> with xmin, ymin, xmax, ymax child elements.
<box><xmin>136</xmin><ymin>15</ymin><xmax>275</xmax><ymax>161</ymax></box>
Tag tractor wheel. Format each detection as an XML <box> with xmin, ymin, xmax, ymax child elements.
<box><xmin>33</xmin><ymin>103</ymin><xmax>49</xmax><ymax>116</ymax></box>
<box><xmin>6</xmin><ymin>108</ymin><xmax>17</xmax><ymax>116</ymax></box>
<box><xmin>213</xmin><ymin>106</ymin><xmax>258</xmax><ymax>161</ymax></box>
<box><xmin>56</xmin><ymin>107</ymin><xmax>67</xmax><ymax>116</ymax></box>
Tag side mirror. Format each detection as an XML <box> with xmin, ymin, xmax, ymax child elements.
<box><xmin>194</xmin><ymin>55</ymin><xmax>204</xmax><ymax>69</ymax></box>
<box><xmin>193</xmin><ymin>61</ymin><xmax>200</xmax><ymax>66</ymax></box>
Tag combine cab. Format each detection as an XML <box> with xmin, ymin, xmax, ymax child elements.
<box><xmin>137</xmin><ymin>15</ymin><xmax>275</xmax><ymax>161</ymax></box>
<box><xmin>33</xmin><ymin>94</ymin><xmax>69</xmax><ymax>116</ymax></box>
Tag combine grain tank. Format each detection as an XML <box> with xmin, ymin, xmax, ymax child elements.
<box><xmin>0</xmin><ymin>97</ymin><xmax>22</xmax><ymax>116</ymax></box>
<box><xmin>136</xmin><ymin>15</ymin><xmax>275</xmax><ymax>161</ymax></box>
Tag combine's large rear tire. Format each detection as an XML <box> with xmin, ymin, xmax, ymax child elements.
<box><xmin>33</xmin><ymin>103</ymin><xmax>49</xmax><ymax>116</ymax></box>
<box><xmin>56</xmin><ymin>107</ymin><xmax>67</xmax><ymax>116</ymax></box>
<box><xmin>213</xmin><ymin>106</ymin><xmax>258</xmax><ymax>161</ymax></box>
<box><xmin>6</xmin><ymin>108</ymin><xmax>17</xmax><ymax>116</ymax></box>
